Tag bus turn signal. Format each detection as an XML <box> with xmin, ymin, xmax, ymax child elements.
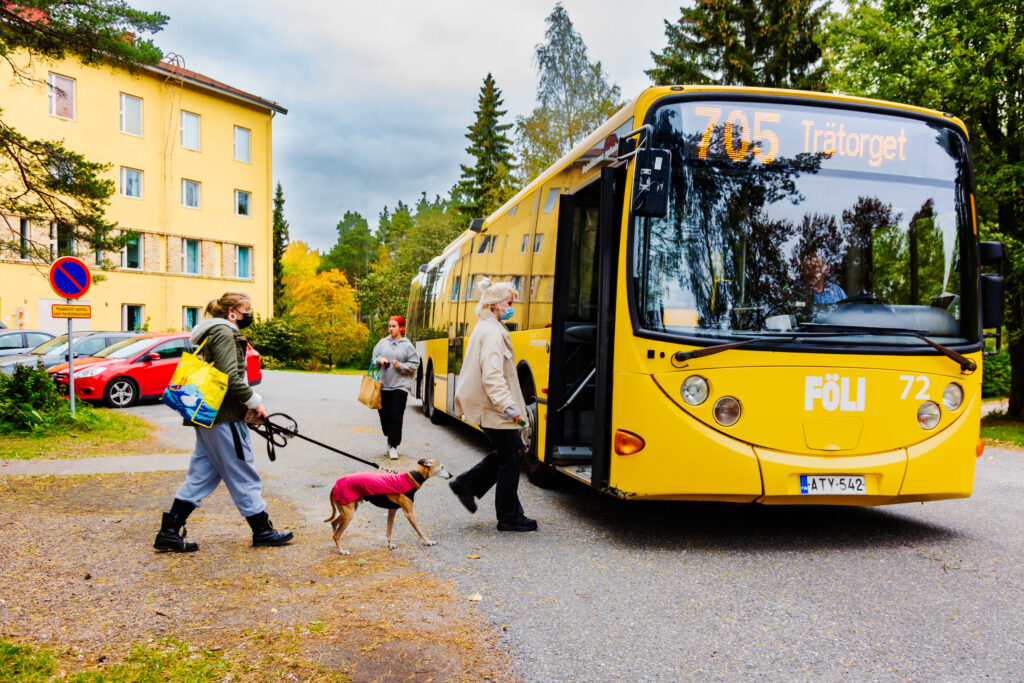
<box><xmin>614</xmin><ymin>430</ymin><xmax>645</xmax><ymax>455</ymax></box>
<box><xmin>976</xmin><ymin>438</ymin><xmax>984</xmax><ymax>457</ymax></box>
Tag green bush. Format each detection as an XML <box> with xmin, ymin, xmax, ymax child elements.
<box><xmin>243</xmin><ymin>315</ymin><xmax>309</xmax><ymax>363</ymax></box>
<box><xmin>982</xmin><ymin>350</ymin><xmax>1011</xmax><ymax>398</ymax></box>
<box><xmin>0</xmin><ymin>363</ymin><xmax>104</xmax><ymax>434</ymax></box>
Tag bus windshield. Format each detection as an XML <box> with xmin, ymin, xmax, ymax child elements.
<box><xmin>631</xmin><ymin>99</ymin><xmax>975</xmax><ymax>347</ymax></box>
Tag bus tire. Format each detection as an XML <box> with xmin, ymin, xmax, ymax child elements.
<box><xmin>423</xmin><ymin>368</ymin><xmax>444</xmax><ymax>424</ymax></box>
<box><xmin>522</xmin><ymin>402</ymin><xmax>557</xmax><ymax>488</ymax></box>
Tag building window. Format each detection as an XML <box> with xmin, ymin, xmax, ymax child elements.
<box><xmin>50</xmin><ymin>223</ymin><xmax>75</xmax><ymax>258</ymax></box>
<box><xmin>451</xmin><ymin>275</ymin><xmax>461</xmax><ymax>302</ymax></box>
<box><xmin>119</xmin><ymin>93</ymin><xmax>142</xmax><ymax>136</ymax></box>
<box><xmin>122</xmin><ymin>234</ymin><xmax>142</xmax><ymax>269</ymax></box>
<box><xmin>120</xmin><ymin>167</ymin><xmax>143</xmax><ymax>199</ymax></box>
<box><xmin>233</xmin><ymin>125</ymin><xmax>251</xmax><ymax>163</ymax></box>
<box><xmin>19</xmin><ymin>219</ymin><xmax>30</xmax><ymax>260</ymax></box>
<box><xmin>47</xmin><ymin>73</ymin><xmax>75</xmax><ymax>119</ymax></box>
<box><xmin>183</xmin><ymin>307</ymin><xmax>200</xmax><ymax>330</ymax></box>
<box><xmin>180</xmin><ymin>111</ymin><xmax>200</xmax><ymax>150</ymax></box>
<box><xmin>520</xmin><ymin>234</ymin><xmax>529</xmax><ymax>253</ymax></box>
<box><xmin>236</xmin><ymin>245</ymin><xmax>251</xmax><ymax>278</ymax></box>
<box><xmin>181</xmin><ymin>179</ymin><xmax>201</xmax><ymax>208</ymax></box>
<box><xmin>182</xmin><ymin>238</ymin><xmax>201</xmax><ymax>274</ymax></box>
<box><xmin>122</xmin><ymin>304</ymin><xmax>144</xmax><ymax>331</ymax></box>
<box><xmin>235</xmin><ymin>190</ymin><xmax>251</xmax><ymax>217</ymax></box>
<box><xmin>534</xmin><ymin>234</ymin><xmax>544</xmax><ymax>253</ymax></box>
<box><xmin>543</xmin><ymin>188</ymin><xmax>560</xmax><ymax>213</ymax></box>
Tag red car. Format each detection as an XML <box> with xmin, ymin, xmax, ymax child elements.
<box><xmin>49</xmin><ymin>332</ymin><xmax>261</xmax><ymax>408</ymax></box>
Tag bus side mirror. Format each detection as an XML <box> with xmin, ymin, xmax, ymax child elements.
<box><xmin>981</xmin><ymin>274</ymin><xmax>1004</xmax><ymax>329</ymax></box>
<box><xmin>632</xmin><ymin>148</ymin><xmax>671</xmax><ymax>218</ymax></box>
<box><xmin>979</xmin><ymin>241</ymin><xmax>1006</xmax><ymax>267</ymax></box>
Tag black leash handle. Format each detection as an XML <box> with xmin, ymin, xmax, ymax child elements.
<box><xmin>247</xmin><ymin>412</ymin><xmax>383</xmax><ymax>469</ymax></box>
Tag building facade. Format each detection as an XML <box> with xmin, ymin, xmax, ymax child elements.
<box><xmin>0</xmin><ymin>54</ymin><xmax>286</xmax><ymax>333</ymax></box>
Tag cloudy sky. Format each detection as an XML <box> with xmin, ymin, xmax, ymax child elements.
<box><xmin>130</xmin><ymin>0</ymin><xmax>682</xmax><ymax>252</ymax></box>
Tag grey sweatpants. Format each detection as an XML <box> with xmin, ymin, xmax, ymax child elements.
<box><xmin>174</xmin><ymin>422</ymin><xmax>267</xmax><ymax>517</ymax></box>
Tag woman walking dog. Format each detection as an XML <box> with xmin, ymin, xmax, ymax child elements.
<box><xmin>154</xmin><ymin>291</ymin><xmax>293</xmax><ymax>552</ymax></box>
<box><xmin>448</xmin><ymin>280</ymin><xmax>537</xmax><ymax>532</ymax></box>
<box><xmin>371</xmin><ymin>315</ymin><xmax>419</xmax><ymax>460</ymax></box>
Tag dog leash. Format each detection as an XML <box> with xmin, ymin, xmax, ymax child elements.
<box><xmin>247</xmin><ymin>412</ymin><xmax>384</xmax><ymax>469</ymax></box>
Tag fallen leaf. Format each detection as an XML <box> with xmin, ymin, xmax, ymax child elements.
<box><xmin>468</xmin><ymin>593</ymin><xmax>482</xmax><ymax>601</ymax></box>
<box><xmin>467</xmin><ymin>555</ymin><xmax>480</xmax><ymax>559</ymax></box>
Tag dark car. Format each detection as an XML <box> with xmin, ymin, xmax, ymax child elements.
<box><xmin>0</xmin><ymin>331</ymin><xmax>139</xmax><ymax>375</ymax></box>
<box><xmin>49</xmin><ymin>332</ymin><xmax>262</xmax><ymax>408</ymax></box>
<box><xmin>0</xmin><ymin>329</ymin><xmax>56</xmax><ymax>358</ymax></box>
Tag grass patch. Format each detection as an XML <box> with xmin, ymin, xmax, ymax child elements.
<box><xmin>980</xmin><ymin>412</ymin><xmax>1024</xmax><ymax>448</ymax></box>
<box><xmin>0</xmin><ymin>409</ymin><xmax>154</xmax><ymax>460</ymax></box>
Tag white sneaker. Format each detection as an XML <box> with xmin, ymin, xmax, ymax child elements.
<box><xmin>388</xmin><ymin>447</ymin><xmax>399</xmax><ymax>460</ymax></box>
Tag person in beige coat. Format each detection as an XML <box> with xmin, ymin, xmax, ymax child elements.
<box><xmin>448</xmin><ymin>280</ymin><xmax>537</xmax><ymax>532</ymax></box>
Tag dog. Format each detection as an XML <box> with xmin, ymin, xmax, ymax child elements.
<box><xmin>324</xmin><ymin>458</ymin><xmax>451</xmax><ymax>555</ymax></box>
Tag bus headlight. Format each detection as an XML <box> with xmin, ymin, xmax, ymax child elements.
<box><xmin>713</xmin><ymin>396</ymin><xmax>741</xmax><ymax>426</ymax></box>
<box><xmin>942</xmin><ymin>382</ymin><xmax>964</xmax><ymax>411</ymax></box>
<box><xmin>917</xmin><ymin>401</ymin><xmax>941</xmax><ymax>429</ymax></box>
<box><xmin>680</xmin><ymin>375</ymin><xmax>709</xmax><ymax>405</ymax></box>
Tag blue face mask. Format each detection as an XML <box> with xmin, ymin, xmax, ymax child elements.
<box><xmin>500</xmin><ymin>306</ymin><xmax>514</xmax><ymax>321</ymax></box>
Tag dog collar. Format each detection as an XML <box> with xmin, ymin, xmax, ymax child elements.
<box><xmin>407</xmin><ymin>470</ymin><xmax>426</xmax><ymax>489</ymax></box>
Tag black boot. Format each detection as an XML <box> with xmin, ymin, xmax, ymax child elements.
<box><xmin>246</xmin><ymin>511</ymin><xmax>293</xmax><ymax>547</ymax></box>
<box><xmin>154</xmin><ymin>512</ymin><xmax>199</xmax><ymax>552</ymax></box>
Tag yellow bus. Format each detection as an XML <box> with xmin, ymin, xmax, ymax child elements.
<box><xmin>407</xmin><ymin>85</ymin><xmax>1006</xmax><ymax>505</ymax></box>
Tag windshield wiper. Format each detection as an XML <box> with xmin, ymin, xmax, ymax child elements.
<box><xmin>800</xmin><ymin>323</ymin><xmax>977</xmax><ymax>373</ymax></box>
<box><xmin>673</xmin><ymin>336</ymin><xmax>797</xmax><ymax>365</ymax></box>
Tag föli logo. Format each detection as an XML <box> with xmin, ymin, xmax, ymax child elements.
<box><xmin>805</xmin><ymin>374</ymin><xmax>866</xmax><ymax>412</ymax></box>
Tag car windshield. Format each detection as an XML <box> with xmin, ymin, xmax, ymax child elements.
<box><xmin>93</xmin><ymin>337</ymin><xmax>162</xmax><ymax>359</ymax></box>
<box><xmin>29</xmin><ymin>335</ymin><xmax>73</xmax><ymax>356</ymax></box>
<box><xmin>631</xmin><ymin>99</ymin><xmax>974</xmax><ymax>346</ymax></box>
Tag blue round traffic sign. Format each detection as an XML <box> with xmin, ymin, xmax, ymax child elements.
<box><xmin>49</xmin><ymin>256</ymin><xmax>92</xmax><ymax>299</ymax></box>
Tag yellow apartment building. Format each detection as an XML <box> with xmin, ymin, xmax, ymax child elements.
<box><xmin>0</xmin><ymin>53</ymin><xmax>286</xmax><ymax>333</ymax></box>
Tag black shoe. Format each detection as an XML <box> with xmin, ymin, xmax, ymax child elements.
<box><xmin>246</xmin><ymin>511</ymin><xmax>294</xmax><ymax>547</ymax></box>
<box><xmin>154</xmin><ymin>512</ymin><xmax>199</xmax><ymax>552</ymax></box>
<box><xmin>497</xmin><ymin>517</ymin><xmax>538</xmax><ymax>532</ymax></box>
<box><xmin>449</xmin><ymin>481</ymin><xmax>477</xmax><ymax>514</ymax></box>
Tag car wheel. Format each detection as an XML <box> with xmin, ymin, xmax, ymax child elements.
<box><xmin>522</xmin><ymin>402</ymin><xmax>558</xmax><ymax>488</ymax></box>
<box><xmin>103</xmin><ymin>377</ymin><xmax>139</xmax><ymax>408</ymax></box>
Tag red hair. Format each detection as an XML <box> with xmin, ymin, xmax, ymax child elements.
<box><xmin>389</xmin><ymin>315</ymin><xmax>406</xmax><ymax>336</ymax></box>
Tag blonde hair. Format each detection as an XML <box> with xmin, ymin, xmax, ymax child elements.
<box><xmin>475</xmin><ymin>277</ymin><xmax>518</xmax><ymax>317</ymax></box>
<box><xmin>203</xmin><ymin>291</ymin><xmax>251</xmax><ymax>319</ymax></box>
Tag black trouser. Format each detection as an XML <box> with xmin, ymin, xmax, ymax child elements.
<box><xmin>452</xmin><ymin>427</ymin><xmax>526</xmax><ymax>524</ymax></box>
<box><xmin>377</xmin><ymin>389</ymin><xmax>408</xmax><ymax>448</ymax></box>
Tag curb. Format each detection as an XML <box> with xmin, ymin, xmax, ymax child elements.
<box><xmin>0</xmin><ymin>453</ymin><xmax>192</xmax><ymax>477</ymax></box>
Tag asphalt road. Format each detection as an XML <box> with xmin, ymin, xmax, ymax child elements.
<box><xmin>130</xmin><ymin>370</ymin><xmax>1024</xmax><ymax>681</ymax></box>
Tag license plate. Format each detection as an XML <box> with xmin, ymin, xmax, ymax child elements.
<box><xmin>799</xmin><ymin>475</ymin><xmax>866</xmax><ymax>495</ymax></box>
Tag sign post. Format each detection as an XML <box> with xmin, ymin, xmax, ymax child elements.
<box><xmin>48</xmin><ymin>257</ymin><xmax>92</xmax><ymax>417</ymax></box>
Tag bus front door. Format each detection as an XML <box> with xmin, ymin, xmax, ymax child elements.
<box><xmin>544</xmin><ymin>166</ymin><xmax>623</xmax><ymax>489</ymax></box>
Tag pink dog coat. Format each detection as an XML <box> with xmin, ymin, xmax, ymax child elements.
<box><xmin>331</xmin><ymin>471</ymin><xmax>421</xmax><ymax>506</ymax></box>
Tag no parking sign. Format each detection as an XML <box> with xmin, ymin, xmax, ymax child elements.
<box><xmin>48</xmin><ymin>256</ymin><xmax>92</xmax><ymax>299</ymax></box>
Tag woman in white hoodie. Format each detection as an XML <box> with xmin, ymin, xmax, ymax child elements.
<box><xmin>448</xmin><ymin>280</ymin><xmax>537</xmax><ymax>532</ymax></box>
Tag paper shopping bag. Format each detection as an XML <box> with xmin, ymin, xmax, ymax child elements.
<box><xmin>161</xmin><ymin>338</ymin><xmax>228</xmax><ymax>427</ymax></box>
<box><xmin>358</xmin><ymin>365</ymin><xmax>382</xmax><ymax>409</ymax></box>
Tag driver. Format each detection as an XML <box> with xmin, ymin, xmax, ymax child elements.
<box><xmin>802</xmin><ymin>253</ymin><xmax>847</xmax><ymax>305</ymax></box>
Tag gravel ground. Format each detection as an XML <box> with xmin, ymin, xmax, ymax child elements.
<box><xmin>121</xmin><ymin>370</ymin><xmax>1024</xmax><ymax>681</ymax></box>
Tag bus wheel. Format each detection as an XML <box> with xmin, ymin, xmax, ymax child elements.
<box><xmin>423</xmin><ymin>368</ymin><xmax>444</xmax><ymax>424</ymax></box>
<box><xmin>522</xmin><ymin>402</ymin><xmax>557</xmax><ymax>488</ymax></box>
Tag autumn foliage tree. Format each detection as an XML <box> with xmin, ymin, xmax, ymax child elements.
<box><xmin>289</xmin><ymin>270</ymin><xmax>368</xmax><ymax>367</ymax></box>
<box><xmin>277</xmin><ymin>240</ymin><xmax>320</xmax><ymax>315</ymax></box>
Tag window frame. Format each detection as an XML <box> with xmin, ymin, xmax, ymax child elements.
<box><xmin>121</xmin><ymin>304</ymin><xmax>145</xmax><ymax>332</ymax></box>
<box><xmin>120</xmin><ymin>167</ymin><xmax>143</xmax><ymax>199</ymax></box>
<box><xmin>235</xmin><ymin>245</ymin><xmax>251</xmax><ymax>278</ymax></box>
<box><xmin>118</xmin><ymin>93</ymin><xmax>143</xmax><ymax>136</ymax></box>
<box><xmin>183</xmin><ymin>307</ymin><xmax>201</xmax><ymax>331</ymax></box>
<box><xmin>47</xmin><ymin>73</ymin><xmax>75</xmax><ymax>120</ymax></box>
<box><xmin>180</xmin><ymin>111</ymin><xmax>200</xmax><ymax>151</ymax></box>
<box><xmin>19</xmin><ymin>218</ymin><xmax>30</xmax><ymax>260</ymax></box>
<box><xmin>234</xmin><ymin>189</ymin><xmax>251</xmax><ymax>217</ymax></box>
<box><xmin>534</xmin><ymin>233</ymin><xmax>544</xmax><ymax>254</ymax></box>
<box><xmin>121</xmin><ymin>233</ymin><xmax>142</xmax><ymax>270</ymax></box>
<box><xmin>520</xmin><ymin>234</ymin><xmax>529</xmax><ymax>254</ymax></box>
<box><xmin>181</xmin><ymin>179</ymin><xmax>201</xmax><ymax>209</ymax></box>
<box><xmin>182</xmin><ymin>238</ymin><xmax>201</xmax><ymax>275</ymax></box>
<box><xmin>233</xmin><ymin>125</ymin><xmax>251</xmax><ymax>163</ymax></box>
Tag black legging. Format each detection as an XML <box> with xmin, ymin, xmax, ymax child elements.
<box><xmin>451</xmin><ymin>428</ymin><xmax>526</xmax><ymax>524</ymax></box>
<box><xmin>378</xmin><ymin>389</ymin><xmax>408</xmax><ymax>448</ymax></box>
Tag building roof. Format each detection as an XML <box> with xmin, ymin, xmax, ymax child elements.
<box><xmin>148</xmin><ymin>60</ymin><xmax>287</xmax><ymax>115</ymax></box>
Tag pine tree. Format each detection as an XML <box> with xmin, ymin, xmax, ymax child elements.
<box><xmin>320</xmin><ymin>210</ymin><xmax>378</xmax><ymax>283</ymax></box>
<box><xmin>456</xmin><ymin>73</ymin><xmax>516</xmax><ymax>221</ymax></box>
<box><xmin>0</xmin><ymin>2</ymin><xmax>167</xmax><ymax>261</ymax></box>
<box><xmin>515</xmin><ymin>3</ymin><xmax>622</xmax><ymax>183</ymax></box>
<box><xmin>271</xmin><ymin>183</ymin><xmax>289</xmax><ymax>316</ymax></box>
<box><xmin>647</xmin><ymin>0</ymin><xmax>828</xmax><ymax>90</ymax></box>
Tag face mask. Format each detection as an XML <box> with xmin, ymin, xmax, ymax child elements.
<box><xmin>500</xmin><ymin>306</ymin><xmax>514</xmax><ymax>321</ymax></box>
<box><xmin>236</xmin><ymin>311</ymin><xmax>254</xmax><ymax>329</ymax></box>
